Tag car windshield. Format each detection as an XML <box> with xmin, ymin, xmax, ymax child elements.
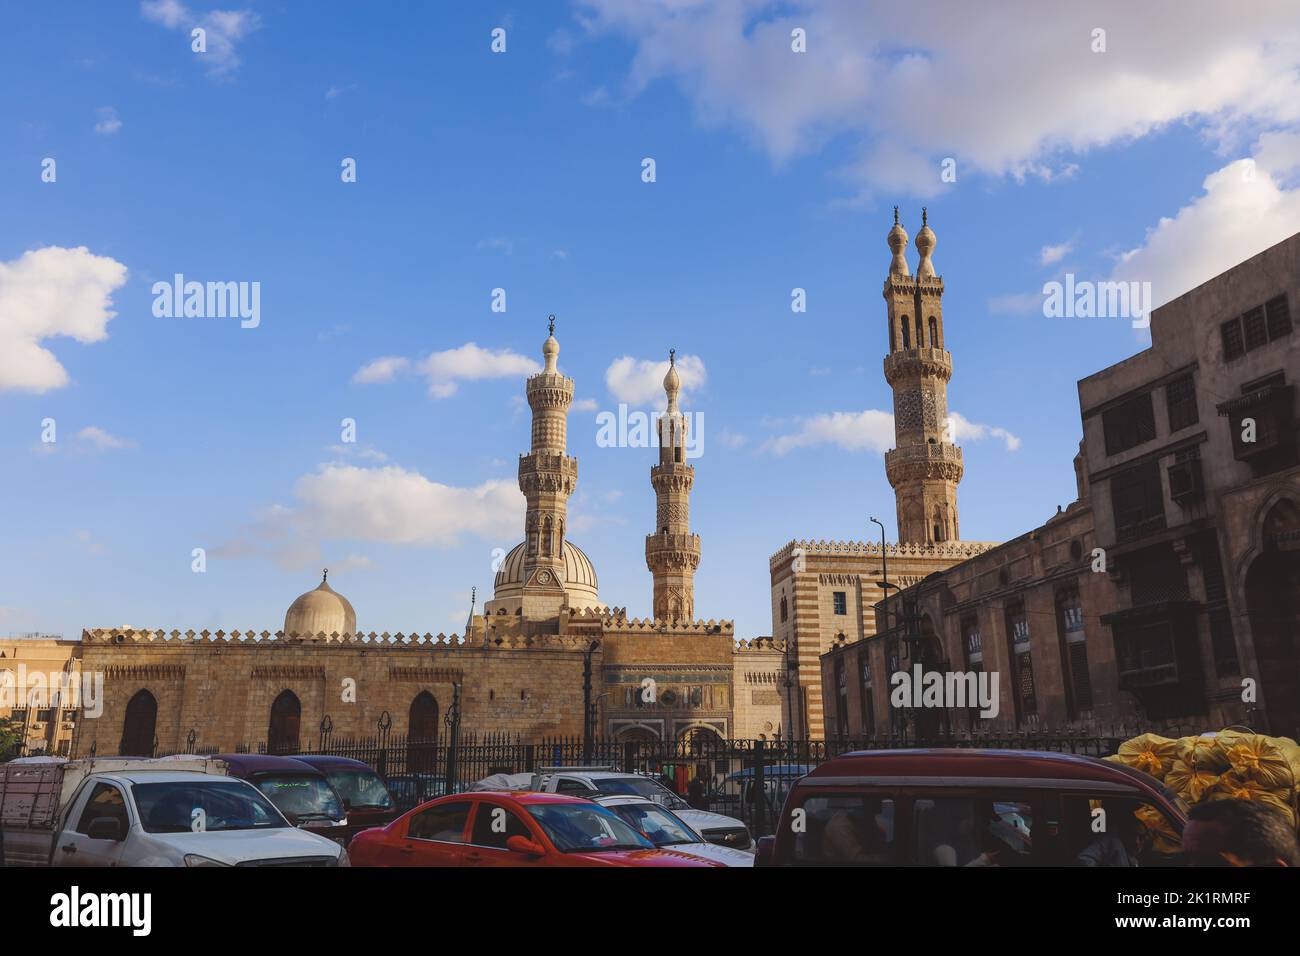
<box><xmin>592</xmin><ymin>777</ymin><xmax>688</xmax><ymax>809</ymax></box>
<box><xmin>324</xmin><ymin>769</ymin><xmax>393</xmax><ymax>810</ymax></box>
<box><xmin>527</xmin><ymin>803</ymin><xmax>656</xmax><ymax>853</ymax></box>
<box><xmin>607</xmin><ymin>803</ymin><xmax>700</xmax><ymax>847</ymax></box>
<box><xmin>253</xmin><ymin>775</ymin><xmax>344</xmax><ymax>821</ymax></box>
<box><xmin>132</xmin><ymin>780</ymin><xmax>288</xmax><ymax>833</ymax></box>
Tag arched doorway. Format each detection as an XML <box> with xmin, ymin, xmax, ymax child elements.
<box><xmin>1246</xmin><ymin>500</ymin><xmax>1300</xmax><ymax>737</ymax></box>
<box><xmin>407</xmin><ymin>691</ymin><xmax>440</xmax><ymax>772</ymax></box>
<box><xmin>267</xmin><ymin>690</ymin><xmax>301</xmax><ymax>754</ymax></box>
<box><xmin>913</xmin><ymin>616</ymin><xmax>948</xmax><ymax>739</ymax></box>
<box><xmin>119</xmin><ymin>689</ymin><xmax>157</xmax><ymax>757</ymax></box>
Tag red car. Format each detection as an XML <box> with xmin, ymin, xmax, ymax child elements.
<box><xmin>756</xmin><ymin>749</ymin><xmax>1189</xmax><ymax>867</ymax></box>
<box><xmin>349</xmin><ymin>791</ymin><xmax>722</xmax><ymax>867</ymax></box>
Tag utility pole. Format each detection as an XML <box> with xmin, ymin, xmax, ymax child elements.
<box><xmin>582</xmin><ymin>641</ymin><xmax>598</xmax><ymax>763</ymax></box>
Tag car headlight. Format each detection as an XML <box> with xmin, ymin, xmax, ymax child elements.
<box><xmin>183</xmin><ymin>854</ymin><xmax>230</xmax><ymax>867</ymax></box>
<box><xmin>334</xmin><ymin>848</ymin><xmax>351</xmax><ymax>867</ymax></box>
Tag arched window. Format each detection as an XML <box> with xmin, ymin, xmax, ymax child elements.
<box><xmin>409</xmin><ymin>691</ymin><xmax>439</xmax><ymax>740</ymax></box>
<box><xmin>901</xmin><ymin>316</ymin><xmax>911</xmax><ymax>349</ymax></box>
<box><xmin>119</xmin><ymin>689</ymin><xmax>157</xmax><ymax>757</ymax></box>
<box><xmin>915</xmin><ymin>316</ymin><xmax>924</xmax><ymax>347</ymax></box>
<box><xmin>780</xmin><ymin>595</ymin><xmax>788</xmax><ymax>623</ymax></box>
<box><xmin>267</xmin><ymin>690</ymin><xmax>301</xmax><ymax>755</ymax></box>
<box><xmin>929</xmin><ymin>316</ymin><xmax>939</xmax><ymax>348</ymax></box>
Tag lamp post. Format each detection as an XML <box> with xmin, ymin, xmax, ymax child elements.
<box><xmin>582</xmin><ymin>641</ymin><xmax>599</xmax><ymax>763</ymax></box>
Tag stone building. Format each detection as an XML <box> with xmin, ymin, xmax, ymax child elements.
<box><xmin>73</xmin><ymin>323</ymin><xmax>788</xmax><ymax>757</ymax></box>
<box><xmin>0</xmin><ymin>636</ymin><xmax>82</xmax><ymax>756</ymax></box>
<box><xmin>821</xmin><ymin>229</ymin><xmax>1300</xmax><ymax>741</ymax></box>
<box><xmin>772</xmin><ymin>211</ymin><xmax>999</xmax><ymax>739</ymax></box>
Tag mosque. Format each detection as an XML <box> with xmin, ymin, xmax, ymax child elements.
<box><xmin>74</xmin><ymin>321</ymin><xmax>788</xmax><ymax>757</ymax></box>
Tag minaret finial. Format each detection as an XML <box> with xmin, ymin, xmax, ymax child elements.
<box><xmin>893</xmin><ymin>205</ymin><xmax>899</xmax><ymax>226</ymax></box>
<box><xmin>669</xmin><ymin>348</ymin><xmax>675</xmax><ymax>367</ymax></box>
<box><xmin>322</xmin><ymin>568</ymin><xmax>328</xmax><ymax>583</ymax></box>
<box><xmin>548</xmin><ymin>314</ymin><xmax>555</xmax><ymax>336</ymax></box>
<box><xmin>922</xmin><ymin>207</ymin><xmax>927</xmax><ymax>226</ymax></box>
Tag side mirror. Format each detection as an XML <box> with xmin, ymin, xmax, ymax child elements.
<box><xmin>506</xmin><ymin>835</ymin><xmax>544</xmax><ymax>856</ymax></box>
<box><xmin>754</xmin><ymin>835</ymin><xmax>776</xmax><ymax>867</ymax></box>
<box><xmin>86</xmin><ymin>816</ymin><xmax>126</xmax><ymax>842</ymax></box>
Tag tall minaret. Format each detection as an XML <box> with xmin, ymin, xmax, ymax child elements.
<box><xmin>518</xmin><ymin>316</ymin><xmax>578</xmax><ymax>615</ymax></box>
<box><xmin>883</xmin><ymin>208</ymin><xmax>963</xmax><ymax>544</ymax></box>
<box><xmin>645</xmin><ymin>350</ymin><xmax>701</xmax><ymax>622</ymax></box>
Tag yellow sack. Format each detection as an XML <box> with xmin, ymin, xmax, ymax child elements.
<box><xmin>1214</xmin><ymin>733</ymin><xmax>1300</xmax><ymax>791</ymax></box>
<box><xmin>1133</xmin><ymin>803</ymin><xmax>1182</xmax><ymax>854</ymax></box>
<box><xmin>1176</xmin><ymin>733</ymin><xmax>1232</xmax><ymax>773</ymax></box>
<box><xmin>1114</xmin><ymin>733</ymin><xmax>1178</xmax><ymax>780</ymax></box>
<box><xmin>1165</xmin><ymin>758</ymin><xmax>1221</xmax><ymax>802</ymax></box>
<box><xmin>1208</xmin><ymin>775</ymin><xmax>1298</xmax><ymax>830</ymax></box>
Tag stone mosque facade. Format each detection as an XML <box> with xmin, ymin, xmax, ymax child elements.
<box><xmin>74</xmin><ymin>324</ymin><xmax>788</xmax><ymax>758</ymax></box>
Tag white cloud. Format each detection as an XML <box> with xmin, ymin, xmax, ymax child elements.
<box><xmin>217</xmin><ymin>464</ymin><xmax>524</xmax><ymax>571</ymax></box>
<box><xmin>352</xmin><ymin>344</ymin><xmax>539</xmax><ymax>398</ymax></box>
<box><xmin>945</xmin><ymin>412</ymin><xmax>1021</xmax><ymax>451</ymax></box>
<box><xmin>0</xmin><ymin>246</ymin><xmax>129</xmax><ymax>393</ymax></box>
<box><xmin>94</xmin><ymin>107</ymin><xmax>122</xmax><ymax>135</ymax></box>
<box><xmin>605</xmin><ymin>353</ymin><xmax>706</xmax><ymax>405</ymax></box>
<box><xmin>141</xmin><ymin>0</ymin><xmax>260</xmax><ymax>77</ymax></box>
<box><xmin>575</xmin><ymin>0</ymin><xmax>1300</xmax><ymax>197</ymax></box>
<box><xmin>986</xmin><ymin>292</ymin><xmax>1043</xmax><ymax>316</ymax></box>
<box><xmin>351</xmin><ymin>356</ymin><xmax>409</xmax><ymax>384</ymax></box>
<box><xmin>571</xmin><ymin>397</ymin><xmax>599</xmax><ymax>412</ymax></box>
<box><xmin>760</xmin><ymin>409</ymin><xmax>894</xmax><ymax>456</ymax></box>
<box><xmin>77</xmin><ymin>426</ymin><xmax>136</xmax><ymax>451</ymax></box>
<box><xmin>417</xmin><ymin>344</ymin><xmax>540</xmax><ymax>399</ymax></box>
<box><xmin>718</xmin><ymin>429</ymin><xmax>748</xmax><ymax>449</ymax></box>
<box><xmin>761</xmin><ymin>408</ymin><xmax>1019</xmax><ymax>455</ymax></box>
<box><xmin>1039</xmin><ymin>240</ymin><xmax>1073</xmax><ymax>266</ymax></box>
<box><xmin>1112</xmin><ymin>142</ymin><xmax>1300</xmax><ymax>309</ymax></box>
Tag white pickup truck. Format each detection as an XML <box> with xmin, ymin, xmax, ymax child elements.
<box><xmin>0</xmin><ymin>757</ymin><xmax>348</xmax><ymax>867</ymax></box>
<box><xmin>483</xmin><ymin>766</ymin><xmax>754</xmax><ymax>852</ymax></box>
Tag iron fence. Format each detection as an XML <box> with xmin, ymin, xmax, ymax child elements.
<box><xmin>170</xmin><ymin>728</ymin><xmax>1131</xmax><ymax>836</ymax></box>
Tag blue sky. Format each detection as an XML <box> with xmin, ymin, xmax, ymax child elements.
<box><xmin>3</xmin><ymin>1</ymin><xmax>1300</xmax><ymax>643</ymax></box>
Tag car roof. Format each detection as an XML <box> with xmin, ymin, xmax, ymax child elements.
<box><xmin>807</xmin><ymin>748</ymin><xmax>1160</xmax><ymax>790</ymax></box>
<box><xmin>287</xmin><ymin>754</ymin><xmax>372</xmax><ymax>771</ymax></box>
<box><xmin>107</xmin><ymin>770</ymin><xmax>253</xmax><ymax>785</ymax></box>
<box><xmin>592</xmin><ymin>794</ymin><xmax>656</xmax><ymax>807</ymax></box>
<box><xmin>458</xmin><ymin>790</ymin><xmax>601</xmax><ymax>807</ymax></box>
<box><xmin>211</xmin><ymin>753</ymin><xmax>326</xmax><ymax>775</ymax></box>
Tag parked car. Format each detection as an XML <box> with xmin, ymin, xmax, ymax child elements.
<box><xmin>289</xmin><ymin>755</ymin><xmax>398</xmax><ymax>844</ymax></box>
<box><xmin>3</xmin><ymin>761</ymin><xmax>346</xmax><ymax>867</ymax></box>
<box><xmin>591</xmin><ymin>794</ymin><xmax>753</xmax><ymax>866</ymax></box>
<box><xmin>755</xmin><ymin>749</ymin><xmax>1189</xmax><ymax>867</ymax></box>
<box><xmin>725</xmin><ymin>764</ymin><xmax>812</xmax><ymax>817</ymax></box>
<box><xmin>349</xmin><ymin>791</ymin><xmax>722</xmax><ymax>867</ymax></box>
<box><xmin>527</xmin><ymin>767</ymin><xmax>753</xmax><ymax>851</ymax></box>
<box><xmin>383</xmin><ymin>773</ymin><xmax>450</xmax><ymax>813</ymax></box>
<box><xmin>212</xmin><ymin>754</ymin><xmax>349</xmax><ymax>846</ymax></box>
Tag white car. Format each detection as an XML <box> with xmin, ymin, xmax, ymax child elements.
<box><xmin>46</xmin><ymin>770</ymin><xmax>349</xmax><ymax>867</ymax></box>
<box><xmin>526</xmin><ymin>768</ymin><xmax>754</xmax><ymax>852</ymax></box>
<box><xmin>592</xmin><ymin>795</ymin><xmax>753</xmax><ymax>867</ymax></box>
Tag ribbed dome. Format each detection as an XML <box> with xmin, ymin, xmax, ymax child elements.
<box><xmin>492</xmin><ymin>541</ymin><xmax>602</xmax><ymax>611</ymax></box>
<box><xmin>284</xmin><ymin>574</ymin><xmax>356</xmax><ymax>636</ymax></box>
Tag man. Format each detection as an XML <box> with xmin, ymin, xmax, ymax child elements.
<box><xmin>1182</xmin><ymin>799</ymin><xmax>1300</xmax><ymax>867</ymax></box>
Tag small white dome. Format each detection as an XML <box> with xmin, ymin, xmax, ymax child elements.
<box><xmin>492</xmin><ymin>541</ymin><xmax>602</xmax><ymax>611</ymax></box>
<box><xmin>284</xmin><ymin>573</ymin><xmax>356</xmax><ymax>636</ymax></box>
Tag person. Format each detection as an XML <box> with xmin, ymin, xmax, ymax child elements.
<box><xmin>822</xmin><ymin>798</ymin><xmax>889</xmax><ymax>863</ymax></box>
<box><xmin>1077</xmin><ymin>800</ymin><xmax>1139</xmax><ymax>867</ymax></box>
<box><xmin>1182</xmin><ymin>799</ymin><xmax>1300</xmax><ymax>867</ymax></box>
<box><xmin>687</xmin><ymin>774</ymin><xmax>707</xmax><ymax>811</ymax></box>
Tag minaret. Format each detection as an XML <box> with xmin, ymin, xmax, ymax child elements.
<box><xmin>518</xmin><ymin>315</ymin><xmax>578</xmax><ymax>617</ymax></box>
<box><xmin>883</xmin><ymin>208</ymin><xmax>963</xmax><ymax>544</ymax></box>
<box><xmin>646</xmin><ymin>350</ymin><xmax>701</xmax><ymax>622</ymax></box>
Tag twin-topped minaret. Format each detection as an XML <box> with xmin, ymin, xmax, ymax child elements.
<box><xmin>883</xmin><ymin>207</ymin><xmax>964</xmax><ymax>545</ymax></box>
<box><xmin>645</xmin><ymin>350</ymin><xmax>701</xmax><ymax>622</ymax></box>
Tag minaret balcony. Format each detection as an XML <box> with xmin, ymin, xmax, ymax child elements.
<box><xmin>885</xmin><ymin>442</ymin><xmax>964</xmax><ymax>485</ymax></box>
<box><xmin>883</xmin><ymin>347</ymin><xmax>952</xmax><ymax>386</ymax></box>
<box><xmin>645</xmin><ymin>531</ymin><xmax>701</xmax><ymax>562</ymax></box>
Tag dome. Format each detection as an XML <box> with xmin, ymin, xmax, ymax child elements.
<box><xmin>492</xmin><ymin>541</ymin><xmax>602</xmax><ymax>611</ymax></box>
<box><xmin>284</xmin><ymin>573</ymin><xmax>357</xmax><ymax>636</ymax></box>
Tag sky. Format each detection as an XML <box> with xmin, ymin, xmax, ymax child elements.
<box><xmin>3</xmin><ymin>1</ymin><xmax>1300</xmax><ymax>644</ymax></box>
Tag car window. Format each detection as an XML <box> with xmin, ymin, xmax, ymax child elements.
<box><xmin>555</xmin><ymin>778</ymin><xmax>593</xmax><ymax>795</ymax></box>
<box><xmin>76</xmin><ymin>783</ymin><xmax>128</xmax><ymax>835</ymax></box>
<box><xmin>1062</xmin><ymin>796</ymin><xmax>1182</xmax><ymax>866</ymax></box>
<box><xmin>470</xmin><ymin>802</ymin><xmax>533</xmax><ymax>849</ymax></box>
<box><xmin>132</xmin><ymin>781</ymin><xmax>287</xmax><ymax>833</ymax></box>
<box><xmin>912</xmin><ymin>796</ymin><xmax>1034</xmax><ymax>866</ymax></box>
<box><xmin>608</xmin><ymin>803</ymin><xmax>700</xmax><ymax>847</ymax></box>
<box><xmin>408</xmin><ymin>801</ymin><xmax>471</xmax><ymax>843</ymax></box>
<box><xmin>792</xmin><ymin>795</ymin><xmax>894</xmax><ymax>865</ymax></box>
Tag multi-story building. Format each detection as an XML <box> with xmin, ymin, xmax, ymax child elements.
<box><xmin>0</xmin><ymin>636</ymin><xmax>82</xmax><ymax>755</ymax></box>
<box><xmin>821</xmin><ymin>230</ymin><xmax>1300</xmax><ymax>740</ymax></box>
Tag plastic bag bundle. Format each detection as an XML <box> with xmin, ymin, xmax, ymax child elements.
<box><xmin>1207</xmin><ymin>776</ymin><xmax>1298</xmax><ymax>830</ymax></box>
<box><xmin>1113</xmin><ymin>733</ymin><xmax>1178</xmax><ymax>780</ymax></box>
<box><xmin>1165</xmin><ymin>758</ymin><xmax>1221</xmax><ymax>802</ymax></box>
<box><xmin>1176</xmin><ymin>733</ymin><xmax>1231</xmax><ymax>773</ymax></box>
<box><xmin>1211</xmin><ymin>732</ymin><xmax>1300</xmax><ymax>791</ymax></box>
<box><xmin>1134</xmin><ymin>803</ymin><xmax>1183</xmax><ymax>855</ymax></box>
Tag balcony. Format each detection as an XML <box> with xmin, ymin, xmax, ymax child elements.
<box><xmin>1216</xmin><ymin>384</ymin><xmax>1296</xmax><ymax>464</ymax></box>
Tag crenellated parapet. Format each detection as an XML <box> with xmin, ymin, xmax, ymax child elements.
<box><xmin>80</xmin><ymin>627</ymin><xmax>600</xmax><ymax>653</ymax></box>
<box><xmin>596</xmin><ymin>616</ymin><xmax>733</xmax><ymax>636</ymax></box>
<box><xmin>769</xmin><ymin>537</ymin><xmax>998</xmax><ymax>569</ymax></box>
